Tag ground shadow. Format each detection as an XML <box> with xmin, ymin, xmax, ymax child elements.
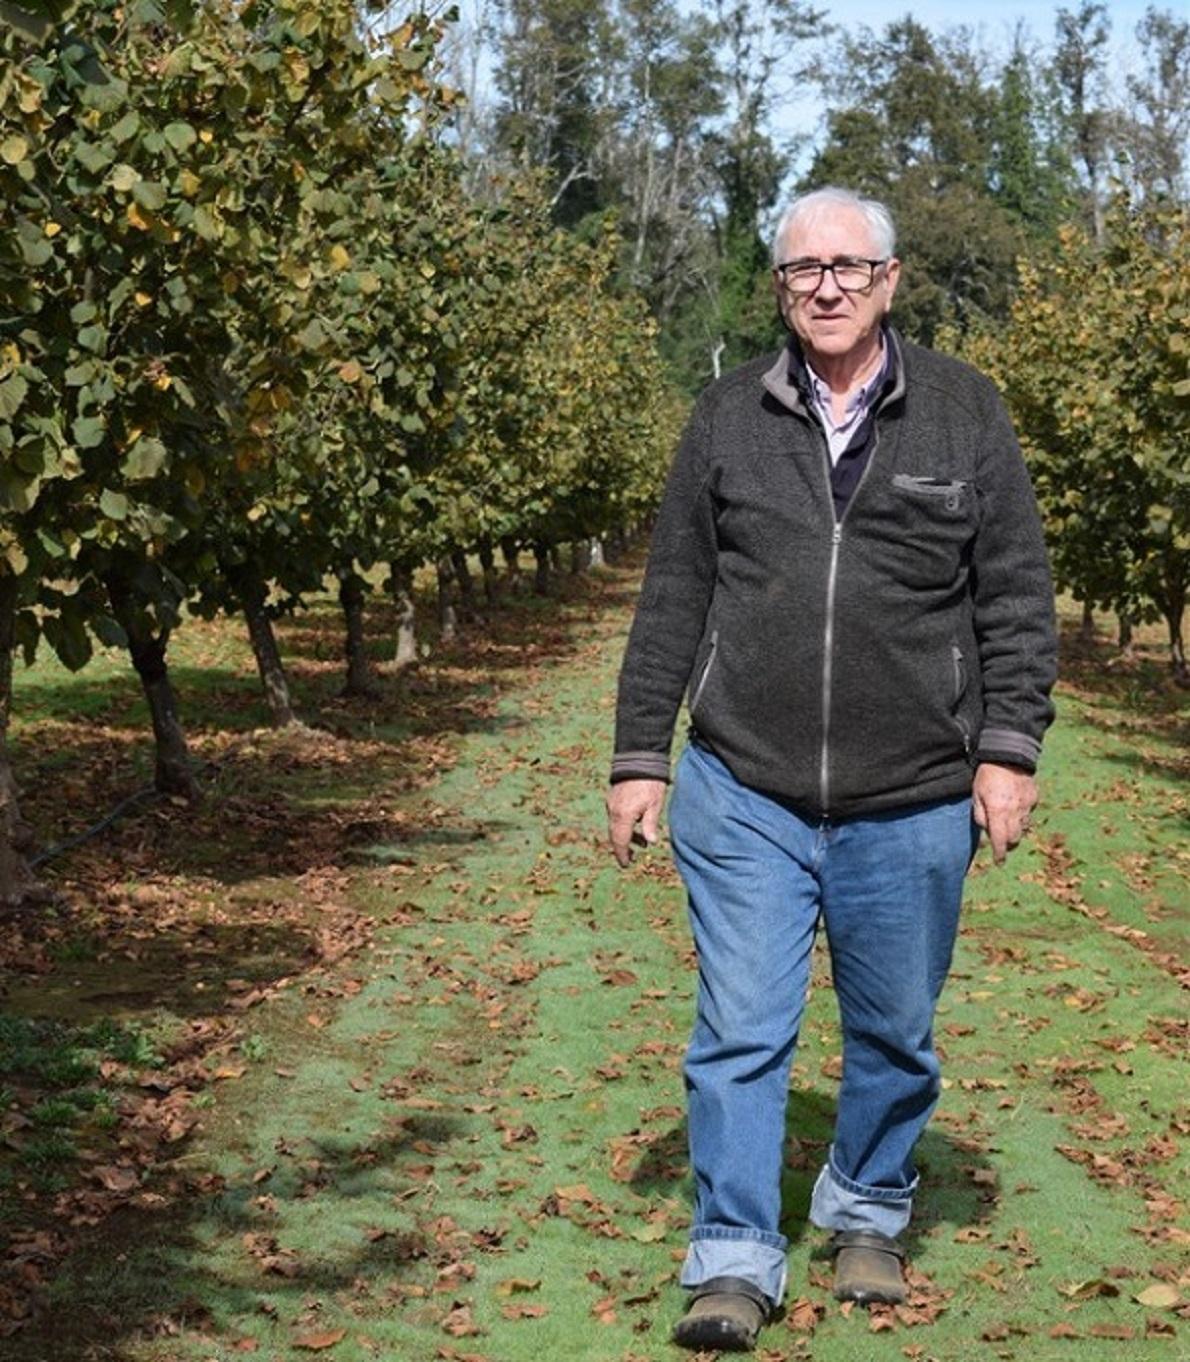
<box><xmin>0</xmin><ymin>1111</ymin><xmax>476</xmax><ymax>1361</ymax></box>
<box><xmin>628</xmin><ymin>1087</ymin><xmax>996</xmax><ymax>1259</ymax></box>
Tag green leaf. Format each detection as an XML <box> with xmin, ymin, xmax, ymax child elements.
<box><xmin>163</xmin><ymin>121</ymin><xmax>196</xmax><ymax>151</ymax></box>
<box><xmin>75</xmin><ymin>140</ymin><xmax>115</xmax><ymax>174</ymax></box>
<box><xmin>0</xmin><ymin>3</ymin><xmax>52</xmax><ymax>44</ymax></box>
<box><xmin>297</xmin><ymin>319</ymin><xmax>326</xmax><ymax>351</ymax></box>
<box><xmin>71</xmin><ymin>415</ymin><xmax>106</xmax><ymax>448</ymax></box>
<box><xmin>121</xmin><ymin>436</ymin><xmax>166</xmax><ymax>480</ymax></box>
<box><xmin>133</xmin><ymin>179</ymin><xmax>167</xmax><ymax>211</ymax></box>
<box><xmin>0</xmin><ymin>374</ymin><xmax>28</xmax><ymax>420</ymax></box>
<box><xmin>43</xmin><ymin>612</ymin><xmax>92</xmax><ymax>672</ymax></box>
<box><xmin>192</xmin><ymin>204</ymin><xmax>221</xmax><ymax>240</ymax></box>
<box><xmin>65</xmin><ymin>360</ymin><xmax>99</xmax><ymax>386</ymax></box>
<box><xmin>110</xmin><ymin>111</ymin><xmax>141</xmax><ymax>144</ymax></box>
<box><xmin>91</xmin><ymin>613</ymin><xmax>128</xmax><ymax>648</ymax></box>
<box><xmin>76</xmin><ymin>324</ymin><xmax>107</xmax><ymax>353</ymax></box>
<box><xmin>16</xmin><ymin>230</ymin><xmax>51</xmax><ymax>267</ymax></box>
<box><xmin>70</xmin><ymin>300</ymin><xmax>98</xmax><ymax>324</ymax></box>
<box><xmin>99</xmin><ymin>488</ymin><xmax>128</xmax><ymax>520</ymax></box>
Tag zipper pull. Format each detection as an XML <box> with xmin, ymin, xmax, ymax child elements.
<box><xmin>832</xmin><ymin>524</ymin><xmax>842</xmax><ymax>545</ymax></box>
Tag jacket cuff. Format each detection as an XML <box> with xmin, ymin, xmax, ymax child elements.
<box><xmin>609</xmin><ymin>750</ymin><xmax>671</xmax><ymax>784</ymax></box>
<box><xmin>975</xmin><ymin>727</ymin><xmax>1041</xmax><ymax>773</ymax></box>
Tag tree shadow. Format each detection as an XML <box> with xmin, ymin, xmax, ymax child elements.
<box><xmin>1</xmin><ymin>1112</ymin><xmax>475</xmax><ymax>1361</ymax></box>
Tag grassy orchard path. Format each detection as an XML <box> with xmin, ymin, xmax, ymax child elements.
<box><xmin>6</xmin><ymin>565</ymin><xmax>1188</xmax><ymax>1362</ymax></box>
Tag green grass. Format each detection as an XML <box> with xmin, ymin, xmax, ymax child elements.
<box><xmin>1</xmin><ymin>576</ymin><xmax>1185</xmax><ymax>1361</ymax></box>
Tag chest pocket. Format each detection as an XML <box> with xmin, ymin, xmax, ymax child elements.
<box><xmin>870</xmin><ymin>472</ymin><xmax>976</xmax><ymax>589</ymax></box>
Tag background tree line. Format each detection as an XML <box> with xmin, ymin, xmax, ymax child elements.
<box><xmin>0</xmin><ymin>0</ymin><xmax>681</xmax><ymax>904</ymax></box>
<box><xmin>453</xmin><ymin>0</ymin><xmax>1189</xmax><ymax>676</ymax></box>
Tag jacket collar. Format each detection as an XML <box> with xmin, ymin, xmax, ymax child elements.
<box><xmin>762</xmin><ymin>325</ymin><xmax>906</xmax><ymax>419</ymax></box>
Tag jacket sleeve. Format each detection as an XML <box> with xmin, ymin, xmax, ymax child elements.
<box><xmin>969</xmin><ymin>379</ymin><xmax>1058</xmax><ymax>771</ymax></box>
<box><xmin>610</xmin><ymin>394</ymin><xmax>718</xmax><ymax>783</ymax></box>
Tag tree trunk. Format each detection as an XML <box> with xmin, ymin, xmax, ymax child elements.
<box><xmin>0</xmin><ymin>575</ymin><xmax>40</xmax><ymax>908</ymax></box>
<box><xmin>501</xmin><ymin>536</ymin><xmax>521</xmax><ymax>592</ymax></box>
<box><xmin>588</xmin><ymin>538</ymin><xmax>605</xmax><ymax>569</ymax></box>
<box><xmin>533</xmin><ymin>541</ymin><xmax>550</xmax><ymax>596</ymax></box>
<box><xmin>391</xmin><ymin>562</ymin><xmax>417</xmax><ymax>671</ymax></box>
<box><xmin>450</xmin><ymin>548</ymin><xmax>478</xmax><ymax>621</ymax></box>
<box><xmin>1079</xmin><ymin>600</ymin><xmax>1095</xmax><ymax>643</ymax></box>
<box><xmin>233</xmin><ymin>568</ymin><xmax>295</xmax><ymax>727</ymax></box>
<box><xmin>1116</xmin><ymin>611</ymin><xmax>1134</xmax><ymax>657</ymax></box>
<box><xmin>106</xmin><ymin>576</ymin><xmax>197</xmax><ymax>799</ymax></box>
<box><xmin>339</xmin><ymin>570</ymin><xmax>378</xmax><ymax>696</ymax></box>
<box><xmin>436</xmin><ymin>557</ymin><xmax>457</xmax><ymax>643</ymax></box>
<box><xmin>569</xmin><ymin>541</ymin><xmax>584</xmax><ymax>576</ymax></box>
<box><xmin>1159</xmin><ymin>568</ymin><xmax>1187</xmax><ymax>686</ymax></box>
<box><xmin>477</xmin><ymin>538</ymin><xmax>499</xmax><ymax>605</ymax></box>
<box><xmin>549</xmin><ymin>544</ymin><xmax>563</xmax><ymax>575</ymax></box>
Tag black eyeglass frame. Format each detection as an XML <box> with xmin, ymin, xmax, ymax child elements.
<box><xmin>772</xmin><ymin>257</ymin><xmax>890</xmax><ymax>294</ymax></box>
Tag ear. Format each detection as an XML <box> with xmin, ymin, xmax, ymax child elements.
<box><xmin>882</xmin><ymin>257</ymin><xmax>901</xmax><ymax>311</ymax></box>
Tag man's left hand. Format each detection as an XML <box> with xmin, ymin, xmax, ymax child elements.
<box><xmin>972</xmin><ymin>762</ymin><xmax>1038</xmax><ymax>865</ymax></box>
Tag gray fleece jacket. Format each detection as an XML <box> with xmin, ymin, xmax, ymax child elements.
<box><xmin>611</xmin><ymin>330</ymin><xmax>1057</xmax><ymax>817</ymax></box>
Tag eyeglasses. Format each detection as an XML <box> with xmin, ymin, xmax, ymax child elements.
<box><xmin>773</xmin><ymin>257</ymin><xmax>888</xmax><ymax>294</ymax></box>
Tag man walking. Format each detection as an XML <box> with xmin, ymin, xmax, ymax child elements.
<box><xmin>606</xmin><ymin>187</ymin><xmax>1057</xmax><ymax>1352</ymax></box>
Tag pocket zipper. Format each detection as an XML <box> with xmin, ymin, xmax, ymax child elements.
<box><xmin>892</xmin><ymin>474</ymin><xmax>968</xmax><ymax>513</ymax></box>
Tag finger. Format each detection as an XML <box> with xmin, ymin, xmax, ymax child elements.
<box><xmin>988</xmin><ymin>816</ymin><xmax>1009</xmax><ymax>865</ymax></box>
<box><xmin>640</xmin><ymin>801</ymin><xmax>661</xmax><ymax>846</ymax></box>
<box><xmin>971</xmin><ymin>792</ymin><xmax>989</xmax><ymax>831</ymax></box>
<box><xmin>608</xmin><ymin>815</ymin><xmax>635</xmax><ymax>868</ymax></box>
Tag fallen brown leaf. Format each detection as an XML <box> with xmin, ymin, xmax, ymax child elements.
<box><xmin>294</xmin><ymin>1329</ymin><xmax>347</xmax><ymax>1351</ymax></box>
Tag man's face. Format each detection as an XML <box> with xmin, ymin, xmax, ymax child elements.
<box><xmin>773</xmin><ymin>206</ymin><xmax>900</xmax><ymax>364</ymax></box>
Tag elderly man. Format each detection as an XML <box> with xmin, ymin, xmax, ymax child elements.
<box><xmin>606</xmin><ymin>186</ymin><xmax>1056</xmax><ymax>1352</ymax></box>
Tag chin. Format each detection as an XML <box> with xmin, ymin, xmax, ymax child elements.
<box><xmin>809</xmin><ymin>332</ymin><xmax>856</xmax><ymax>353</ymax></box>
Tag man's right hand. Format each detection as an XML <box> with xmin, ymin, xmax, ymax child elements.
<box><xmin>606</xmin><ymin>778</ymin><xmax>668</xmax><ymax>868</ymax></box>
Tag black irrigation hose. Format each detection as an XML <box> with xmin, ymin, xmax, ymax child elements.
<box><xmin>27</xmin><ymin>737</ymin><xmax>256</xmax><ymax>870</ymax></box>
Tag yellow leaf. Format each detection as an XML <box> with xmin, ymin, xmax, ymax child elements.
<box><xmin>44</xmin><ymin>221</ymin><xmax>62</xmax><ymax>237</ymax></box>
<box><xmin>126</xmin><ymin>202</ymin><xmax>153</xmax><ymax>232</ymax></box>
<box><xmin>1135</xmin><ymin>1284</ymin><xmax>1180</xmax><ymax>1309</ymax></box>
<box><xmin>329</xmin><ymin>244</ymin><xmax>351</xmax><ymax>271</ymax></box>
<box><xmin>338</xmin><ymin>359</ymin><xmax>363</xmax><ymax>383</ymax></box>
<box><xmin>178</xmin><ymin>168</ymin><xmax>201</xmax><ymax>197</ymax></box>
<box><xmin>134</xmin><ymin>291</ymin><xmax>153</xmax><ymax>307</ymax></box>
<box><xmin>1</xmin><ymin>134</ymin><xmax>29</xmax><ymax>165</ymax></box>
<box><xmin>199</xmin><ymin>128</ymin><xmax>213</xmax><ymax>144</ymax></box>
<box><xmin>152</xmin><ymin>373</ymin><xmax>172</xmax><ymax>391</ymax></box>
<box><xmin>3</xmin><ymin>543</ymin><xmax>28</xmax><ymax>575</ymax></box>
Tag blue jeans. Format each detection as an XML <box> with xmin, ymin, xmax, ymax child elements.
<box><xmin>668</xmin><ymin>739</ymin><xmax>979</xmax><ymax>1305</ymax></box>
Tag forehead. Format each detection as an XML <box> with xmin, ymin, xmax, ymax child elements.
<box><xmin>780</xmin><ymin>205</ymin><xmax>879</xmax><ymax>259</ymax></box>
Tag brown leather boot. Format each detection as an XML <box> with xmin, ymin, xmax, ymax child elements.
<box><xmin>672</xmin><ymin>1275</ymin><xmax>773</xmax><ymax>1352</ymax></box>
<box><xmin>831</xmin><ymin>1230</ymin><xmax>907</xmax><ymax>1305</ymax></box>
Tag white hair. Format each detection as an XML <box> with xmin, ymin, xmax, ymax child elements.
<box><xmin>771</xmin><ymin>187</ymin><xmax>897</xmax><ymax>264</ymax></box>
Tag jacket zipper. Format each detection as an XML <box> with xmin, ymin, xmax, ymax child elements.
<box><xmin>818</xmin><ymin>424</ymin><xmax>882</xmax><ymax>814</ymax></box>
<box><xmin>952</xmin><ymin>644</ymin><xmax>971</xmax><ymax>755</ymax></box>
<box><xmin>690</xmin><ymin>629</ymin><xmax>718</xmax><ymax>715</ymax></box>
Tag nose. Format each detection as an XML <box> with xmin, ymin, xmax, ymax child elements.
<box><xmin>814</xmin><ymin>265</ymin><xmax>844</xmax><ymax>302</ymax></box>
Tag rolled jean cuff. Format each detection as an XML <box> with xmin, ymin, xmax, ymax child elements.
<box><xmin>809</xmin><ymin>1151</ymin><xmax>917</xmax><ymax>1238</ymax></box>
<box><xmin>681</xmin><ymin>1227</ymin><xmax>788</xmax><ymax>1305</ymax></box>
